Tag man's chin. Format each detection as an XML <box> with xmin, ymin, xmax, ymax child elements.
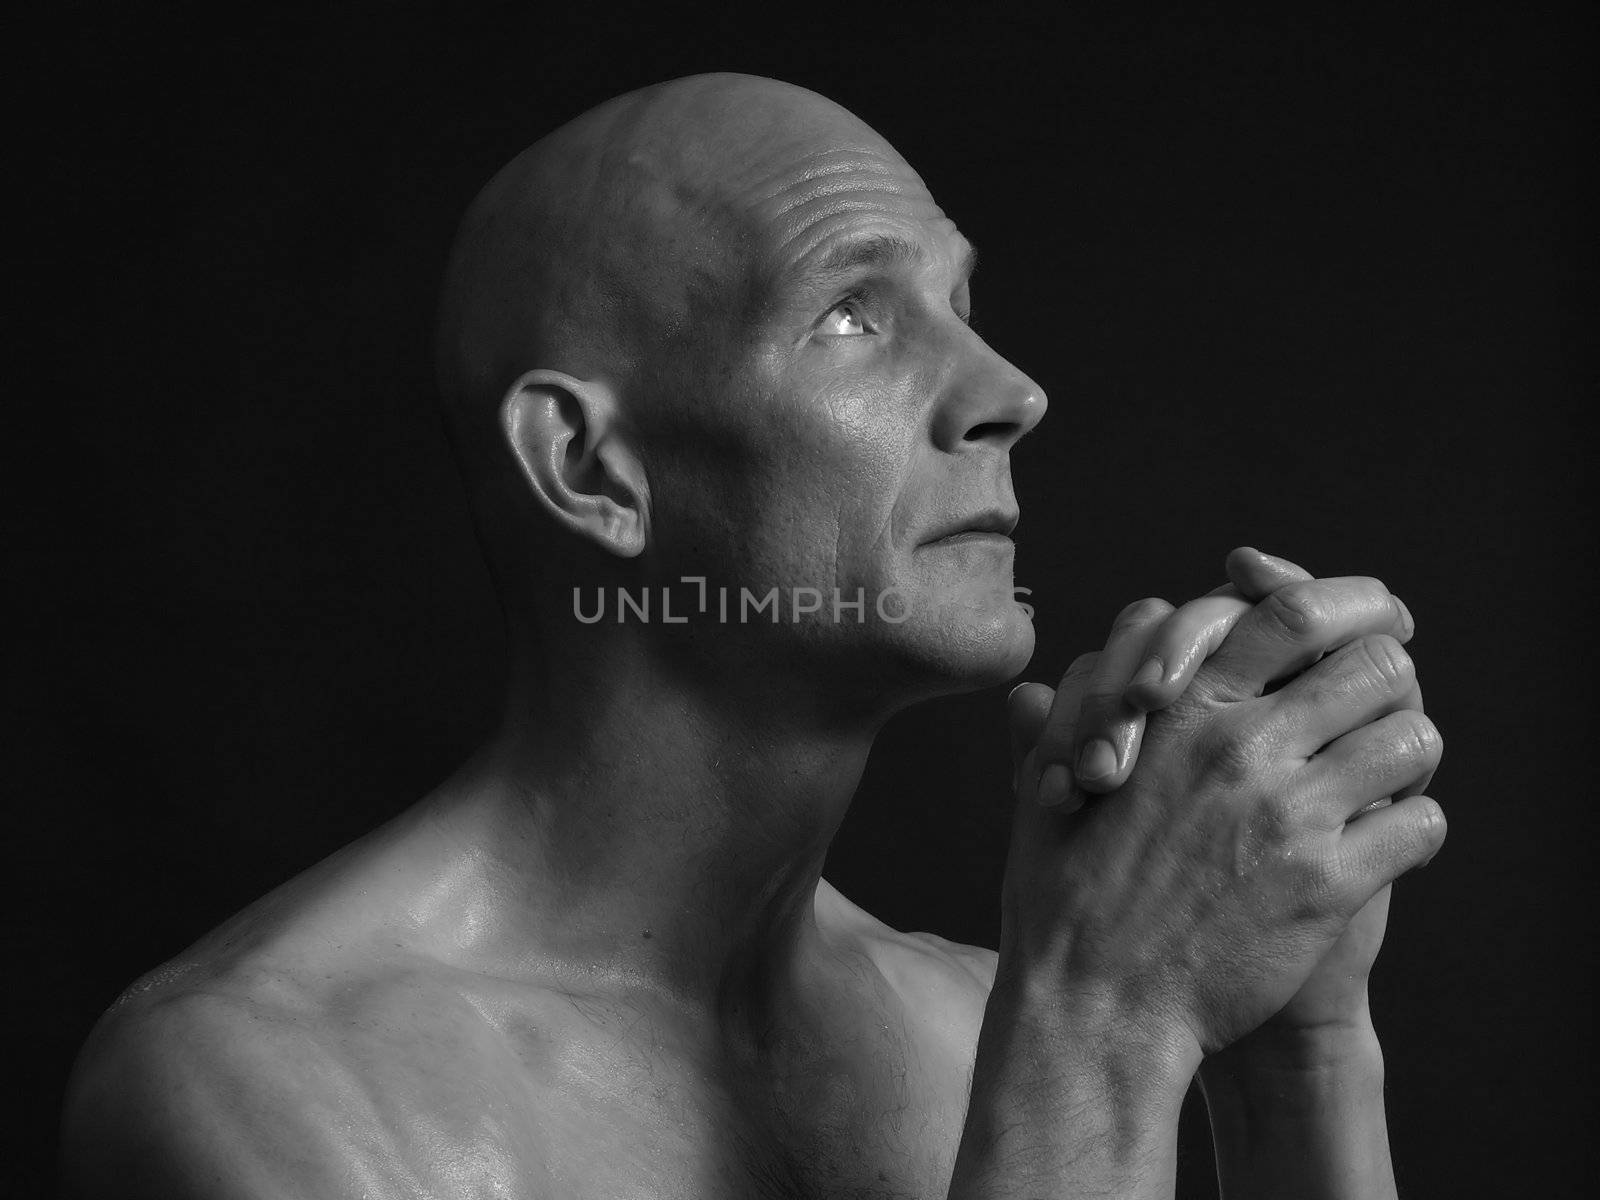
<box><xmin>874</xmin><ymin>599</ymin><xmax>1037</xmax><ymax>698</ymax></box>
<box><xmin>949</xmin><ymin>606</ymin><xmax>1037</xmax><ymax>688</ymax></box>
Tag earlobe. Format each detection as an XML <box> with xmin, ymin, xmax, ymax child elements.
<box><xmin>499</xmin><ymin>370</ymin><xmax>648</xmax><ymax>557</ymax></box>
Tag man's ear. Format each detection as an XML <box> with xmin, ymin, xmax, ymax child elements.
<box><xmin>499</xmin><ymin>369</ymin><xmax>648</xmax><ymax>557</ymax></box>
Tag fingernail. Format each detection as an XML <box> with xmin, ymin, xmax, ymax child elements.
<box><xmin>1393</xmin><ymin>595</ymin><xmax>1415</xmax><ymax>640</ymax></box>
<box><xmin>1129</xmin><ymin>656</ymin><xmax>1164</xmax><ymax>693</ymax></box>
<box><xmin>1037</xmin><ymin>763</ymin><xmax>1072</xmax><ymax>807</ymax></box>
<box><xmin>1076</xmin><ymin>738</ymin><xmax>1118</xmax><ymax>784</ymax></box>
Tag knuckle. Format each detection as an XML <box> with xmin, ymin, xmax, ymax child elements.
<box><xmin>1412</xmin><ymin>797</ymin><xmax>1448</xmax><ymax>854</ymax></box>
<box><xmin>1288</xmin><ymin>844</ymin><xmax>1346</xmax><ymax>916</ymax></box>
<box><xmin>1263</xmin><ymin>583</ymin><xmax>1334</xmax><ymax>641</ymax></box>
<box><xmin>1379</xmin><ymin>798</ymin><xmax>1449</xmax><ymax>873</ymax></box>
<box><xmin>1398</xmin><ymin>713</ymin><xmax>1443</xmax><ymax>764</ymax></box>
<box><xmin>1242</xmin><ymin>801</ymin><xmax>1290</xmax><ymax>860</ymax></box>
<box><xmin>1197</xmin><ymin>714</ymin><xmax>1280</xmax><ymax>785</ymax></box>
<box><xmin>1357</xmin><ymin>634</ymin><xmax>1414</xmax><ymax>690</ymax></box>
<box><xmin>1375</xmin><ymin>798</ymin><xmax>1447</xmax><ymax>875</ymax></box>
<box><xmin>1114</xmin><ymin>596</ymin><xmax>1173</xmax><ymax>631</ymax></box>
<box><xmin>1074</xmin><ymin>693</ymin><xmax>1124</xmax><ymax>733</ymax></box>
<box><xmin>1034</xmin><ymin>723</ymin><xmax>1078</xmax><ymax>763</ymax></box>
<box><xmin>1254</xmin><ymin>788</ymin><xmax>1300</xmax><ymax>839</ymax></box>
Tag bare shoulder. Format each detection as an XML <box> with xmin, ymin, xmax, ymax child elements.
<box><xmin>60</xmin><ymin>955</ymin><xmax>529</xmax><ymax>1200</ymax></box>
<box><xmin>61</xmin><ymin>969</ymin><xmax>334</xmax><ymax>1199</ymax></box>
<box><xmin>900</xmin><ymin>929</ymin><xmax>999</xmax><ymax>991</ymax></box>
<box><xmin>815</xmin><ymin>879</ymin><xmax>996</xmax><ymax>1047</ymax></box>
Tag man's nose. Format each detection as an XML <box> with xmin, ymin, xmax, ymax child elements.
<box><xmin>931</xmin><ymin>337</ymin><xmax>1049</xmax><ymax>454</ymax></box>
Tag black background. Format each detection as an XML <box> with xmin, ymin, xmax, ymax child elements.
<box><xmin>12</xmin><ymin>3</ymin><xmax>1592</xmax><ymax>1196</ymax></box>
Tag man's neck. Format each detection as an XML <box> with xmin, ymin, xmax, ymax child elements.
<box><xmin>418</xmin><ymin>624</ymin><xmax>886</xmax><ymax>1029</ymax></box>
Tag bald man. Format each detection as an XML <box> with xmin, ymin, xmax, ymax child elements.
<box><xmin>61</xmin><ymin>75</ymin><xmax>1443</xmax><ymax>1199</ymax></box>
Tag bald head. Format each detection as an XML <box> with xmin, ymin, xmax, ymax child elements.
<box><xmin>436</xmin><ymin>74</ymin><xmax>901</xmax><ymax>428</ymax></box>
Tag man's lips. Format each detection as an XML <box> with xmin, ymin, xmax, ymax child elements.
<box><xmin>928</xmin><ymin>530</ymin><xmax>1014</xmax><ymax>548</ymax></box>
<box><xmin>922</xmin><ymin>510</ymin><xmax>1020</xmax><ymax>545</ymax></box>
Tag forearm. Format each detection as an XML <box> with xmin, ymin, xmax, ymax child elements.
<box><xmin>1199</xmin><ymin>1020</ymin><xmax>1395</xmax><ymax>1200</ymax></box>
<box><xmin>948</xmin><ymin>972</ymin><xmax>1199</xmax><ymax>1200</ymax></box>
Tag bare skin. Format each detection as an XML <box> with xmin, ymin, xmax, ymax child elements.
<box><xmin>62</xmin><ymin>806</ymin><xmax>997</xmax><ymax>1198</ymax></box>
<box><xmin>60</xmin><ymin>75</ymin><xmax>1443</xmax><ymax>1200</ymax></box>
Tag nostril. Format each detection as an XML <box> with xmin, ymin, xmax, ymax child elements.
<box><xmin>964</xmin><ymin>421</ymin><xmax>1014</xmax><ymax>443</ymax></box>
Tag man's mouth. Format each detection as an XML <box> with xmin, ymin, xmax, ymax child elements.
<box><xmin>928</xmin><ymin>529</ymin><xmax>1013</xmax><ymax>548</ymax></box>
<box><xmin>922</xmin><ymin>510</ymin><xmax>1019</xmax><ymax>546</ymax></box>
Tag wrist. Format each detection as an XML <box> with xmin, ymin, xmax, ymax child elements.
<box><xmin>1205</xmin><ymin>1005</ymin><xmax>1382</xmax><ymax>1076</ymax></box>
<box><xmin>985</xmin><ymin>963</ymin><xmax>1203</xmax><ymax>1110</ymax></box>
<box><xmin>1199</xmin><ymin>1016</ymin><xmax>1385</xmax><ymax>1123</ymax></box>
<box><xmin>1199</xmin><ymin>1014</ymin><xmax>1396</xmax><ymax>1200</ymax></box>
<box><xmin>952</xmin><ymin>972</ymin><xmax>1201</xmax><ymax>1197</ymax></box>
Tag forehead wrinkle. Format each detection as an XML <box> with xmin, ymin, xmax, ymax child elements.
<box><xmin>734</xmin><ymin>146</ymin><xmax>912</xmax><ymax>207</ymax></box>
<box><xmin>732</xmin><ymin>142</ymin><xmax>942</xmax><ymax>246</ymax></box>
<box><xmin>750</xmin><ymin>157</ymin><xmax>937</xmax><ymax>228</ymax></box>
<box><xmin>690</xmin><ymin>149</ymin><xmax>910</xmax><ymax>266</ymax></box>
<box><xmin>757</xmin><ymin>182</ymin><xmax>931</xmax><ymax>269</ymax></box>
<box><xmin>761</xmin><ymin>172</ymin><xmax>917</xmax><ymax>222</ymax></box>
<box><xmin>768</xmin><ymin>200</ymin><xmax>946</xmax><ymax>277</ymax></box>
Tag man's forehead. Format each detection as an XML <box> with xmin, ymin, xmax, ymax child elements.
<box><xmin>597</xmin><ymin>76</ymin><xmax>964</xmax><ymax>285</ymax></box>
<box><xmin>731</xmin><ymin>146</ymin><xmax>966</xmax><ymax>282</ymax></box>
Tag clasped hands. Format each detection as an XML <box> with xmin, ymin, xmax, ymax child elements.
<box><xmin>1002</xmin><ymin>547</ymin><xmax>1445</xmax><ymax>1064</ymax></box>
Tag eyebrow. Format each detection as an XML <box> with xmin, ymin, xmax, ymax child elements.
<box><xmin>790</xmin><ymin>233</ymin><xmax>979</xmax><ymax>291</ymax></box>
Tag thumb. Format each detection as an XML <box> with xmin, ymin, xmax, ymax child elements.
<box><xmin>1224</xmin><ymin>546</ymin><xmax>1314</xmax><ymax>601</ymax></box>
<box><xmin>1007</xmin><ymin>681</ymin><xmax>1055</xmax><ymax>773</ymax></box>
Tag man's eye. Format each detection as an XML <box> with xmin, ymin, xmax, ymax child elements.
<box><xmin>820</xmin><ymin>300</ymin><xmax>869</xmax><ymax>337</ymax></box>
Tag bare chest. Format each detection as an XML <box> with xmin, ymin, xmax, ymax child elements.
<box><xmin>527</xmin><ymin>1082</ymin><xmax>956</xmax><ymax>1197</ymax></box>
<box><xmin>367</xmin><ymin>986</ymin><xmax>974</xmax><ymax>1200</ymax></box>
<box><xmin>508</xmin><ymin>997</ymin><xmax>970</xmax><ymax>1199</ymax></box>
